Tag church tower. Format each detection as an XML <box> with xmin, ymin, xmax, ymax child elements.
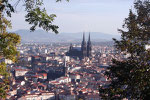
<box><xmin>81</xmin><ymin>33</ymin><xmax>87</xmax><ymax>58</ymax></box>
<box><xmin>87</xmin><ymin>33</ymin><xmax>92</xmax><ymax>57</ymax></box>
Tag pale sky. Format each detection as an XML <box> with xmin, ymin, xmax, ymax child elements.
<box><xmin>10</xmin><ymin>0</ymin><xmax>134</xmax><ymax>35</ymax></box>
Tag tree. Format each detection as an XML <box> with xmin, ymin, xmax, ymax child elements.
<box><xmin>99</xmin><ymin>0</ymin><xmax>150</xmax><ymax>99</ymax></box>
<box><xmin>0</xmin><ymin>0</ymin><xmax>68</xmax><ymax>98</ymax></box>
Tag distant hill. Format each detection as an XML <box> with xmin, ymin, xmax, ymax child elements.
<box><xmin>13</xmin><ymin>29</ymin><xmax>120</xmax><ymax>43</ymax></box>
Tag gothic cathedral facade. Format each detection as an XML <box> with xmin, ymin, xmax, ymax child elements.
<box><xmin>66</xmin><ymin>33</ymin><xmax>92</xmax><ymax>60</ymax></box>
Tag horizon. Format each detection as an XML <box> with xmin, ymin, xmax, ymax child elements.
<box><xmin>9</xmin><ymin>0</ymin><xmax>133</xmax><ymax>35</ymax></box>
<box><xmin>14</xmin><ymin>29</ymin><xmax>120</xmax><ymax>43</ymax></box>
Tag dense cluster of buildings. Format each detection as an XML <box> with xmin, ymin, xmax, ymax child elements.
<box><xmin>3</xmin><ymin>35</ymin><xmax>125</xmax><ymax>100</ymax></box>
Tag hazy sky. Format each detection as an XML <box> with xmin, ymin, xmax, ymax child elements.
<box><xmin>10</xmin><ymin>0</ymin><xmax>134</xmax><ymax>35</ymax></box>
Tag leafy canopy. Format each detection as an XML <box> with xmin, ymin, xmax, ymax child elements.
<box><xmin>100</xmin><ymin>0</ymin><xmax>150</xmax><ymax>99</ymax></box>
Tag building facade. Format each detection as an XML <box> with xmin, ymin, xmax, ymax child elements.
<box><xmin>66</xmin><ymin>33</ymin><xmax>92</xmax><ymax>59</ymax></box>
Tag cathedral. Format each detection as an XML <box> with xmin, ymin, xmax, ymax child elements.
<box><xmin>66</xmin><ymin>33</ymin><xmax>92</xmax><ymax>59</ymax></box>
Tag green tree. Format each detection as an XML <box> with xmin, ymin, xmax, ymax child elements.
<box><xmin>99</xmin><ymin>0</ymin><xmax>150</xmax><ymax>99</ymax></box>
<box><xmin>0</xmin><ymin>0</ymin><xmax>68</xmax><ymax>99</ymax></box>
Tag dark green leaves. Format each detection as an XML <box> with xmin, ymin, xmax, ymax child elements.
<box><xmin>23</xmin><ymin>0</ymin><xmax>69</xmax><ymax>33</ymax></box>
<box><xmin>25</xmin><ymin>7</ymin><xmax>59</xmax><ymax>33</ymax></box>
<box><xmin>0</xmin><ymin>0</ymin><xmax>14</xmax><ymax>17</ymax></box>
<box><xmin>100</xmin><ymin>0</ymin><xmax>150</xmax><ymax>99</ymax></box>
<box><xmin>0</xmin><ymin>33</ymin><xmax>21</xmax><ymax>62</ymax></box>
<box><xmin>24</xmin><ymin>0</ymin><xmax>69</xmax><ymax>33</ymax></box>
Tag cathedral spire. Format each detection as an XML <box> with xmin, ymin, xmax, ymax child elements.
<box><xmin>81</xmin><ymin>32</ymin><xmax>87</xmax><ymax>58</ymax></box>
<box><xmin>88</xmin><ymin>32</ymin><xmax>91</xmax><ymax>42</ymax></box>
<box><xmin>87</xmin><ymin>32</ymin><xmax>92</xmax><ymax>58</ymax></box>
<box><xmin>83</xmin><ymin>32</ymin><xmax>85</xmax><ymax>42</ymax></box>
<box><xmin>82</xmin><ymin>32</ymin><xmax>86</xmax><ymax>45</ymax></box>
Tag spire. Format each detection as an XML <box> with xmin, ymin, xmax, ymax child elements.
<box><xmin>83</xmin><ymin>32</ymin><xmax>85</xmax><ymax>42</ymax></box>
<box><xmin>82</xmin><ymin>32</ymin><xmax>86</xmax><ymax>45</ymax></box>
<box><xmin>81</xmin><ymin>32</ymin><xmax>87</xmax><ymax>58</ymax></box>
<box><xmin>88</xmin><ymin>32</ymin><xmax>91</xmax><ymax>42</ymax></box>
<box><xmin>87</xmin><ymin>32</ymin><xmax>92</xmax><ymax>57</ymax></box>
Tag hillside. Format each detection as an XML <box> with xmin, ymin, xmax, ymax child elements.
<box><xmin>13</xmin><ymin>29</ymin><xmax>120</xmax><ymax>43</ymax></box>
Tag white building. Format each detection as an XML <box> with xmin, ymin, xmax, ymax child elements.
<box><xmin>15</xmin><ymin>69</ymin><xmax>29</xmax><ymax>77</ymax></box>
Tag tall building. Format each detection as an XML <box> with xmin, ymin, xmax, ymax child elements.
<box><xmin>66</xmin><ymin>33</ymin><xmax>92</xmax><ymax>59</ymax></box>
<box><xmin>81</xmin><ymin>33</ymin><xmax>87</xmax><ymax>58</ymax></box>
<box><xmin>87</xmin><ymin>33</ymin><xmax>92</xmax><ymax>57</ymax></box>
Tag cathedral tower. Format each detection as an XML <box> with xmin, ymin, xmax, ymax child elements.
<box><xmin>87</xmin><ymin>33</ymin><xmax>92</xmax><ymax>57</ymax></box>
<box><xmin>81</xmin><ymin>33</ymin><xmax>87</xmax><ymax>58</ymax></box>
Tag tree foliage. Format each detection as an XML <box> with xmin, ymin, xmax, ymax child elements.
<box><xmin>0</xmin><ymin>0</ymin><xmax>68</xmax><ymax>98</ymax></box>
<box><xmin>0</xmin><ymin>62</ymin><xmax>10</xmax><ymax>98</ymax></box>
<box><xmin>0</xmin><ymin>1</ymin><xmax>20</xmax><ymax>97</ymax></box>
<box><xmin>99</xmin><ymin>0</ymin><xmax>150</xmax><ymax>99</ymax></box>
<box><xmin>0</xmin><ymin>0</ymin><xmax>69</xmax><ymax>33</ymax></box>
